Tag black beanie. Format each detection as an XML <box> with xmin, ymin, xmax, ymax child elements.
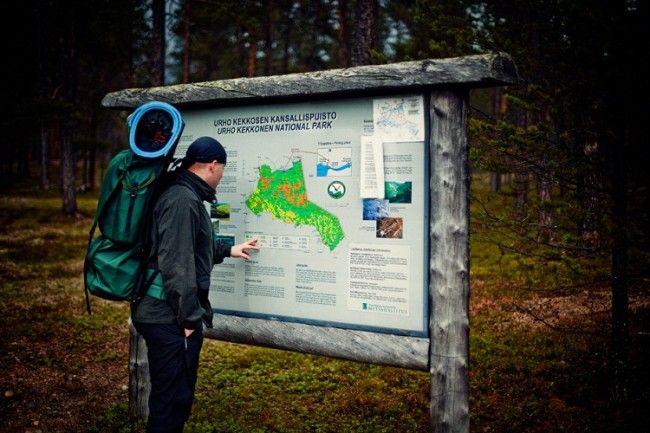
<box><xmin>184</xmin><ymin>136</ymin><xmax>227</xmax><ymax>164</ymax></box>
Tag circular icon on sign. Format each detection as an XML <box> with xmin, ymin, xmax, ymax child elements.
<box><xmin>327</xmin><ymin>181</ymin><xmax>346</xmax><ymax>199</ymax></box>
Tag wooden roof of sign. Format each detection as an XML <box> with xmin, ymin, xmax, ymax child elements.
<box><xmin>101</xmin><ymin>52</ymin><xmax>520</xmax><ymax>109</ymax></box>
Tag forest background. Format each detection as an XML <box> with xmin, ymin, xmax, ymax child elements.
<box><xmin>0</xmin><ymin>1</ymin><xmax>648</xmax><ymax>432</ymax></box>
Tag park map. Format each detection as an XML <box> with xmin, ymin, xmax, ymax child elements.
<box><xmin>245</xmin><ymin>159</ymin><xmax>345</xmax><ymax>251</ymax></box>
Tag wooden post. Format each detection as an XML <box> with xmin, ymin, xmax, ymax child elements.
<box><xmin>428</xmin><ymin>90</ymin><xmax>470</xmax><ymax>433</ymax></box>
<box><xmin>128</xmin><ymin>319</ymin><xmax>150</xmax><ymax>421</ymax></box>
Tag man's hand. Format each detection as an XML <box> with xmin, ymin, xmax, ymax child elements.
<box><xmin>230</xmin><ymin>238</ymin><xmax>260</xmax><ymax>260</ymax></box>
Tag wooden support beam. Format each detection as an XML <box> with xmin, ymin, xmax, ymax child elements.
<box><xmin>205</xmin><ymin>314</ymin><xmax>430</xmax><ymax>371</ymax></box>
<box><xmin>428</xmin><ymin>90</ymin><xmax>470</xmax><ymax>433</ymax></box>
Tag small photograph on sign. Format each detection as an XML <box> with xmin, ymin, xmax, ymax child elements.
<box><xmin>211</xmin><ymin>219</ymin><xmax>220</xmax><ymax>233</ymax></box>
<box><xmin>210</xmin><ymin>202</ymin><xmax>231</xmax><ymax>220</ymax></box>
<box><xmin>376</xmin><ymin>217</ymin><xmax>403</xmax><ymax>239</ymax></box>
<box><xmin>214</xmin><ymin>233</ymin><xmax>236</xmax><ymax>247</ymax></box>
<box><xmin>385</xmin><ymin>181</ymin><xmax>412</xmax><ymax>204</ymax></box>
<box><xmin>362</xmin><ymin>198</ymin><xmax>389</xmax><ymax>220</ymax></box>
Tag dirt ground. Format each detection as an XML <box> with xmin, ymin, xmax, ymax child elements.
<box><xmin>2</xmin><ymin>283</ymin><xmax>647</xmax><ymax>433</ymax></box>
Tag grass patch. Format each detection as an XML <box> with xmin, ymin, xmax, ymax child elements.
<box><xmin>188</xmin><ymin>343</ymin><xmax>429</xmax><ymax>433</ymax></box>
<box><xmin>1</xmin><ymin>179</ymin><xmax>648</xmax><ymax>433</ymax></box>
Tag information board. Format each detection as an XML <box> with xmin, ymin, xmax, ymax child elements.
<box><xmin>178</xmin><ymin>95</ymin><xmax>429</xmax><ymax>335</ymax></box>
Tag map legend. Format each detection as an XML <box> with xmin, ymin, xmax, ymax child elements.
<box><xmin>245</xmin><ymin>232</ymin><xmax>310</xmax><ymax>252</ymax></box>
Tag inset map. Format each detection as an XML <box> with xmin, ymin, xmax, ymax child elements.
<box><xmin>316</xmin><ymin>147</ymin><xmax>352</xmax><ymax>177</ymax></box>
<box><xmin>373</xmin><ymin>96</ymin><xmax>424</xmax><ymax>142</ymax></box>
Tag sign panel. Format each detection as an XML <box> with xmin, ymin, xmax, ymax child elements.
<box><xmin>178</xmin><ymin>95</ymin><xmax>428</xmax><ymax>335</ymax></box>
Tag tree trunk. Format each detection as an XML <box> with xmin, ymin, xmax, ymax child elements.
<box><xmin>536</xmin><ymin>149</ymin><xmax>553</xmax><ymax>242</ymax></box>
<box><xmin>60</xmin><ymin>119</ymin><xmax>77</xmax><ymax>215</ymax></box>
<box><xmin>60</xmin><ymin>5</ymin><xmax>78</xmax><ymax>215</ymax></box>
<box><xmin>126</xmin><ymin>0</ymin><xmax>136</xmax><ymax>87</ymax></box>
<box><xmin>152</xmin><ymin>0</ymin><xmax>166</xmax><ymax>86</ymax></box>
<box><xmin>490</xmin><ymin>173</ymin><xmax>501</xmax><ymax>193</ymax></box>
<box><xmin>510</xmin><ymin>100</ymin><xmax>529</xmax><ymax>221</ymax></box>
<box><xmin>351</xmin><ymin>0</ymin><xmax>375</xmax><ymax>66</ymax></box>
<box><xmin>182</xmin><ymin>0</ymin><xmax>191</xmax><ymax>83</ymax></box>
<box><xmin>336</xmin><ymin>0</ymin><xmax>350</xmax><ymax>67</ymax></box>
<box><xmin>609</xmin><ymin>137</ymin><xmax>629</xmax><ymax>403</ymax></box>
<box><xmin>536</xmin><ymin>170</ymin><xmax>553</xmax><ymax>242</ymax></box>
<box><xmin>86</xmin><ymin>108</ymin><xmax>100</xmax><ymax>192</ymax></box>
<box><xmin>308</xmin><ymin>1</ymin><xmax>325</xmax><ymax>70</ymax></box>
<box><xmin>281</xmin><ymin>16</ymin><xmax>290</xmax><ymax>73</ymax></box>
<box><xmin>489</xmin><ymin>87</ymin><xmax>503</xmax><ymax>193</ymax></box>
<box><xmin>82</xmin><ymin>150</ymin><xmax>88</xmax><ymax>190</ymax></box>
<box><xmin>40</xmin><ymin>126</ymin><xmax>50</xmax><ymax>190</ymax></box>
<box><xmin>83</xmin><ymin>148</ymin><xmax>96</xmax><ymax>191</ymax></box>
<box><xmin>247</xmin><ymin>38</ymin><xmax>257</xmax><ymax>78</ymax></box>
<box><xmin>578</xmin><ymin>137</ymin><xmax>601</xmax><ymax>248</ymax></box>
<box><xmin>37</xmin><ymin>0</ymin><xmax>50</xmax><ymax>191</ymax></box>
<box><xmin>534</xmin><ymin>105</ymin><xmax>554</xmax><ymax>243</ymax></box>
<box><xmin>513</xmin><ymin>166</ymin><xmax>529</xmax><ymax>220</ymax></box>
<box><xmin>264</xmin><ymin>0</ymin><xmax>273</xmax><ymax>75</ymax></box>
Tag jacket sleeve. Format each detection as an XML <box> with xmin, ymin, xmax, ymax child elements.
<box><xmin>156</xmin><ymin>197</ymin><xmax>204</xmax><ymax>329</ymax></box>
<box><xmin>213</xmin><ymin>239</ymin><xmax>231</xmax><ymax>264</ymax></box>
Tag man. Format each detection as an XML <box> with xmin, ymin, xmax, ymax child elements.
<box><xmin>132</xmin><ymin>136</ymin><xmax>259</xmax><ymax>433</ymax></box>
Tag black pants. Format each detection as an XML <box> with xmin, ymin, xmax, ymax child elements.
<box><xmin>134</xmin><ymin>322</ymin><xmax>203</xmax><ymax>433</ymax></box>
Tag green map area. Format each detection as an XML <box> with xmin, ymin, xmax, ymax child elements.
<box><xmin>245</xmin><ymin>160</ymin><xmax>345</xmax><ymax>251</ymax></box>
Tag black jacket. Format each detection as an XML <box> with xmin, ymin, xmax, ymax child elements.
<box><xmin>131</xmin><ymin>169</ymin><xmax>231</xmax><ymax>329</ymax></box>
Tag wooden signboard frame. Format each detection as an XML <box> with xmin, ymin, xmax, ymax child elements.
<box><xmin>105</xmin><ymin>53</ymin><xmax>519</xmax><ymax>433</ymax></box>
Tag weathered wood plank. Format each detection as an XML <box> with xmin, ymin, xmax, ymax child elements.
<box><xmin>428</xmin><ymin>90</ymin><xmax>471</xmax><ymax>433</ymax></box>
<box><xmin>205</xmin><ymin>314</ymin><xmax>430</xmax><ymax>371</ymax></box>
<box><xmin>101</xmin><ymin>53</ymin><xmax>519</xmax><ymax>109</ymax></box>
<box><xmin>128</xmin><ymin>319</ymin><xmax>150</xmax><ymax>421</ymax></box>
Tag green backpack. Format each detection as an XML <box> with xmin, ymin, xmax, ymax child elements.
<box><xmin>83</xmin><ymin>101</ymin><xmax>184</xmax><ymax>312</ymax></box>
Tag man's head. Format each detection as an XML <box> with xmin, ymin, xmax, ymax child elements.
<box><xmin>183</xmin><ymin>136</ymin><xmax>227</xmax><ymax>189</ymax></box>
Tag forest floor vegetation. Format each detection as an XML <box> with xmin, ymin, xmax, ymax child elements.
<box><xmin>0</xmin><ymin>187</ymin><xmax>647</xmax><ymax>433</ymax></box>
